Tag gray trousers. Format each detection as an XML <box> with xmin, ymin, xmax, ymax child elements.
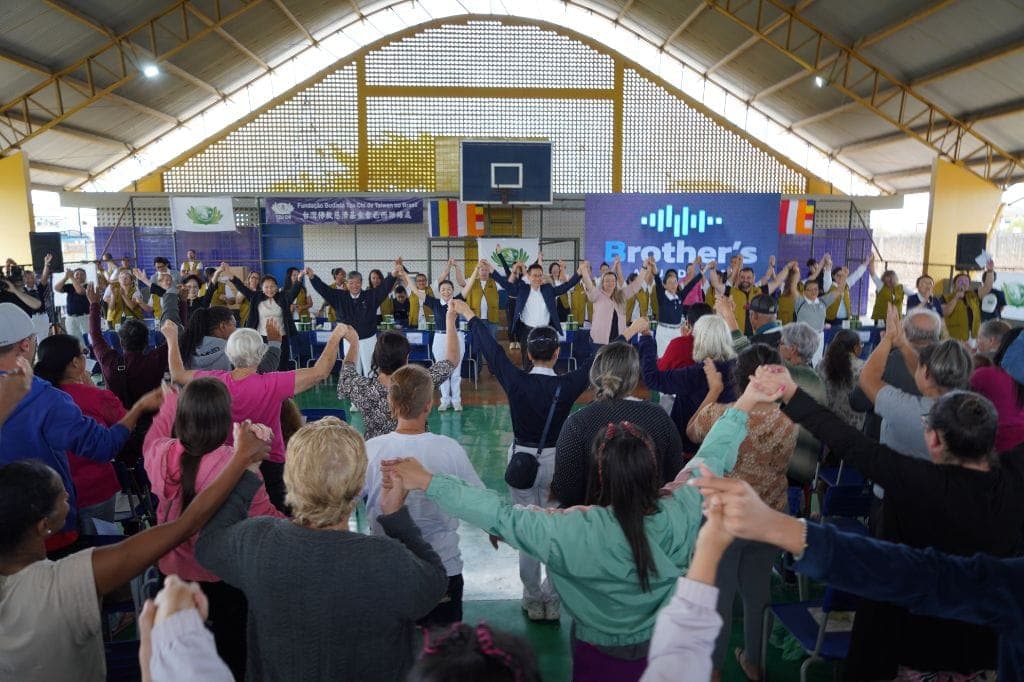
<box><xmin>506</xmin><ymin>443</ymin><xmax>558</xmax><ymax>604</ymax></box>
<box><xmin>712</xmin><ymin>538</ymin><xmax>781</xmax><ymax>667</ymax></box>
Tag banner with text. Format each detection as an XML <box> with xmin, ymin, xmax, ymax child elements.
<box><xmin>262</xmin><ymin>197</ymin><xmax>422</xmax><ymax>225</ymax></box>
<box><xmin>584</xmin><ymin>193</ymin><xmax>781</xmax><ymax>271</ymax></box>
<box><xmin>477</xmin><ymin>238</ymin><xmax>540</xmax><ymax>272</ymax></box>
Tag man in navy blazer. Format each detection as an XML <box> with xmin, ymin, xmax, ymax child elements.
<box><xmin>489</xmin><ymin>254</ymin><xmax>581</xmax><ymax>367</ymax></box>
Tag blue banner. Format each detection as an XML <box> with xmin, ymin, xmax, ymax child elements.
<box><xmin>584</xmin><ymin>193</ymin><xmax>781</xmax><ymax>270</ymax></box>
<box><xmin>262</xmin><ymin>197</ymin><xmax>422</xmax><ymax>224</ymax></box>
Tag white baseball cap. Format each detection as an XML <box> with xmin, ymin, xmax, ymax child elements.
<box><xmin>0</xmin><ymin>303</ymin><xmax>36</xmax><ymax>346</ymax></box>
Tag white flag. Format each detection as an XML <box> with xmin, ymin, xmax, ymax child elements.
<box><xmin>170</xmin><ymin>196</ymin><xmax>236</xmax><ymax>232</ymax></box>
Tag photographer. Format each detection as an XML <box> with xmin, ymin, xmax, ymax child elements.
<box><xmin>1</xmin><ymin>258</ymin><xmax>45</xmax><ymax>319</ymax></box>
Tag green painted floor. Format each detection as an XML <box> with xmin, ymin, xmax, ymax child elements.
<box><xmin>296</xmin><ymin>381</ymin><xmax>836</xmax><ymax>682</ymax></box>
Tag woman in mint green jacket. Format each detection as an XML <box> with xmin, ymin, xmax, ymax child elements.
<box><xmin>385</xmin><ymin>377</ymin><xmax>775</xmax><ymax>682</ymax></box>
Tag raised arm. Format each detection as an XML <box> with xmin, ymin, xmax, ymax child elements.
<box><xmin>293</xmin><ymin>323</ymin><xmax>346</xmax><ymax>394</ymax></box>
<box><xmin>85</xmin><ymin>285</ymin><xmax>116</xmax><ymax>365</ymax></box>
<box><xmin>551</xmin><ymin>266</ymin><xmax>582</xmax><ymax>297</ymax></box>
<box><xmin>162</xmin><ymin>319</ymin><xmax>195</xmax><ymax>385</ymax></box>
<box><xmin>304</xmin><ymin>267</ymin><xmax>345</xmax><ymax>310</ymax></box>
<box><xmin>460</xmin><ymin>264</ymin><xmax>480</xmax><ymax>300</ymax></box>
<box><xmin>857</xmin><ymin>305</ymin><xmax>899</xmax><ymax>403</ymax></box>
<box><xmin>92</xmin><ymin>425</ymin><xmax>269</xmax><ymax>596</ymax></box>
<box><xmin>444</xmin><ymin>303</ymin><xmax>460</xmax><ymax>366</ymax></box>
<box><xmin>457</xmin><ymin>300</ymin><xmax>517</xmax><ymax>390</ymax></box>
<box><xmin>980</xmin><ymin>262</ymin><xmax>995</xmax><ymax>298</ymax></box>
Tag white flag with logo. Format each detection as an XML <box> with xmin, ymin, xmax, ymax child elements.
<box><xmin>170</xmin><ymin>196</ymin><xmax>236</xmax><ymax>232</ymax></box>
<box><xmin>477</xmin><ymin>238</ymin><xmax>540</xmax><ymax>272</ymax></box>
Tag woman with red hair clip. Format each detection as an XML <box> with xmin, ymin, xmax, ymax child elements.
<box><xmin>409</xmin><ymin>622</ymin><xmax>540</xmax><ymax>682</ymax></box>
<box><xmin>385</xmin><ymin>377</ymin><xmax>779</xmax><ymax>682</ymax></box>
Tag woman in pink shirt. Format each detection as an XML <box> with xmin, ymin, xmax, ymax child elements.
<box><xmin>163</xmin><ymin>319</ymin><xmax>346</xmax><ymax>513</ymax></box>
<box><xmin>579</xmin><ymin>257</ymin><xmax>648</xmax><ymax>344</ymax></box>
<box><xmin>144</xmin><ymin>378</ymin><xmax>282</xmax><ymax>679</ymax></box>
<box><xmin>970</xmin><ymin>327</ymin><xmax>1024</xmax><ymax>451</ymax></box>
<box><xmin>33</xmin><ymin>334</ymin><xmax>127</xmax><ymax>529</ymax></box>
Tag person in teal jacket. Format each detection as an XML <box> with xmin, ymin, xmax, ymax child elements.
<box><xmin>384</xmin><ymin>377</ymin><xmax>780</xmax><ymax>681</ymax></box>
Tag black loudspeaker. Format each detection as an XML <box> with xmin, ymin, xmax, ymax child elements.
<box><xmin>29</xmin><ymin>233</ymin><xmax>64</xmax><ymax>273</ymax></box>
<box><xmin>954</xmin><ymin>233</ymin><xmax>987</xmax><ymax>271</ymax></box>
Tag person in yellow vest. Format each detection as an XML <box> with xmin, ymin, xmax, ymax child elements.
<box><xmin>103</xmin><ymin>267</ymin><xmax>150</xmax><ymax>328</ymax></box>
<box><xmin>709</xmin><ymin>264</ymin><xmax>764</xmax><ymax>336</ymax></box>
<box><xmin>321</xmin><ymin>268</ymin><xmax>347</xmax><ymax>323</ymax></box>
<box><xmin>132</xmin><ymin>267</ymin><xmax>172</xmax><ymax>320</ymax></box>
<box><xmin>625</xmin><ymin>271</ymin><xmax>659</xmax><ymax>324</ymax></box>
<box><xmin>462</xmin><ymin>260</ymin><xmax>502</xmax><ymax>337</ymax></box>
<box><xmin>823</xmin><ymin>255</ymin><xmax>870</xmax><ymax>324</ymax></box>
<box><xmin>409</xmin><ymin>272</ymin><xmax>435</xmax><ymax>328</ymax></box>
<box><xmin>568</xmin><ymin>278</ymin><xmax>592</xmax><ymax>328</ymax></box>
<box><xmin>179</xmin><ymin>249</ymin><xmax>203</xmax><ymax>276</ymax></box>
<box><xmin>867</xmin><ymin>255</ymin><xmax>905</xmax><ymax>323</ymax></box>
<box><xmin>235</xmin><ymin>270</ymin><xmax>262</xmax><ymax>325</ymax></box>
<box><xmin>943</xmin><ymin>265</ymin><xmax>994</xmax><ymax>342</ymax></box>
<box><xmin>202</xmin><ymin>267</ymin><xmax>232</xmax><ymax>308</ymax></box>
<box><xmin>286</xmin><ymin>267</ymin><xmax>313</xmax><ymax>324</ymax></box>
<box><xmin>771</xmin><ymin>261</ymin><xmax>803</xmax><ymax>324</ymax></box>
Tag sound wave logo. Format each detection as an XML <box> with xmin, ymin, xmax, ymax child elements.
<box><xmin>640</xmin><ymin>204</ymin><xmax>724</xmax><ymax>238</ymax></box>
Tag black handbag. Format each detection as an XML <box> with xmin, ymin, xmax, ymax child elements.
<box><xmin>505</xmin><ymin>385</ymin><xmax>562</xmax><ymax>490</ymax></box>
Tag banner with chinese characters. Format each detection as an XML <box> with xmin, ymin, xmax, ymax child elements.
<box><xmin>262</xmin><ymin>197</ymin><xmax>423</xmax><ymax>225</ymax></box>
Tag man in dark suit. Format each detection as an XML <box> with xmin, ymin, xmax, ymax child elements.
<box><xmin>489</xmin><ymin>255</ymin><xmax>581</xmax><ymax>367</ymax></box>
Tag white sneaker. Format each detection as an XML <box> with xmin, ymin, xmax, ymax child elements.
<box><xmin>438</xmin><ymin>402</ymin><xmax>450</xmax><ymax>412</ymax></box>
<box><xmin>544</xmin><ymin>600</ymin><xmax>561</xmax><ymax>622</ymax></box>
<box><xmin>522</xmin><ymin>599</ymin><xmax>545</xmax><ymax>621</ymax></box>
<box><xmin>452</xmin><ymin>402</ymin><xmax>463</xmax><ymax>412</ymax></box>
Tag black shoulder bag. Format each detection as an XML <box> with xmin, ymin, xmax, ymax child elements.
<box><xmin>505</xmin><ymin>384</ymin><xmax>562</xmax><ymax>490</ymax></box>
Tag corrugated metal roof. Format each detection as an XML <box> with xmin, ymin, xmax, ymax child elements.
<box><xmin>1</xmin><ymin>0</ymin><xmax>1020</xmax><ymax>192</ymax></box>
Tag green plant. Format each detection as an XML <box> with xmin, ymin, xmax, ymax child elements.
<box><xmin>185</xmin><ymin>205</ymin><xmax>224</xmax><ymax>225</ymax></box>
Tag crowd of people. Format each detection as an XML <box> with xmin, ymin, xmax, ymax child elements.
<box><xmin>1</xmin><ymin>246</ymin><xmax>1022</xmax><ymax>682</ymax></box>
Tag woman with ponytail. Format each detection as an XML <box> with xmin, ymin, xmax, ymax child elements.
<box><xmin>143</xmin><ymin>378</ymin><xmax>283</xmax><ymax>679</ymax></box>
<box><xmin>179</xmin><ymin>305</ymin><xmax>236</xmax><ymax>370</ymax></box>
<box><xmin>386</xmin><ymin>377</ymin><xmax>777</xmax><ymax>681</ymax></box>
<box><xmin>34</xmin><ymin>334</ymin><xmax>128</xmax><ymax>529</ymax></box>
<box><xmin>551</xmin><ymin>341</ymin><xmax>683</xmax><ymax>508</ymax></box>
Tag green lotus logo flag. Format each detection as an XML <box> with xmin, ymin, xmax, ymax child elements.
<box><xmin>476</xmin><ymin>238</ymin><xmax>540</xmax><ymax>271</ymax></box>
<box><xmin>170</xmin><ymin>196</ymin><xmax>236</xmax><ymax>232</ymax></box>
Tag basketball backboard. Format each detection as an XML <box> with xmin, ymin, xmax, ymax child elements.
<box><xmin>460</xmin><ymin>141</ymin><xmax>553</xmax><ymax>204</ymax></box>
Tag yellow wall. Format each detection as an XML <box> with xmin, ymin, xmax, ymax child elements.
<box><xmin>924</xmin><ymin>158</ymin><xmax>1003</xmax><ymax>280</ymax></box>
<box><xmin>0</xmin><ymin>152</ymin><xmax>34</xmax><ymax>264</ymax></box>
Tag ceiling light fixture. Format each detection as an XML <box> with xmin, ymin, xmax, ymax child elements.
<box><xmin>142</xmin><ymin>64</ymin><xmax>160</xmax><ymax>78</ymax></box>
<box><xmin>813</xmin><ymin>75</ymin><xmax>825</xmax><ymax>88</ymax></box>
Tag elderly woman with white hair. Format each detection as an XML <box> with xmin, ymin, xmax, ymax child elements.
<box><xmin>777</xmin><ymin>321</ymin><xmax>828</xmax><ymax>486</ymax></box>
<box><xmin>637</xmin><ymin>314</ymin><xmax>738</xmax><ymax>452</ymax></box>
<box><xmin>194</xmin><ymin>417</ymin><xmax>447</xmax><ymax>681</ymax></box>
<box><xmin>164</xmin><ymin>319</ymin><xmax>347</xmax><ymax>512</ymax></box>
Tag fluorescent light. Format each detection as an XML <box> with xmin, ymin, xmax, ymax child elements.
<box><xmin>142</xmin><ymin>64</ymin><xmax>160</xmax><ymax>78</ymax></box>
<box><xmin>814</xmin><ymin>75</ymin><xmax>825</xmax><ymax>88</ymax></box>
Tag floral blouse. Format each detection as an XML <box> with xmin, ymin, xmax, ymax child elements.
<box><xmin>337</xmin><ymin>360</ymin><xmax>455</xmax><ymax>440</ymax></box>
<box><xmin>690</xmin><ymin>402</ymin><xmax>797</xmax><ymax>512</ymax></box>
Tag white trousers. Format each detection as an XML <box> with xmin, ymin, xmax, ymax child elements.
<box><xmin>432</xmin><ymin>331</ymin><xmax>465</xmax><ymax>406</ymax></box>
<box><xmin>506</xmin><ymin>443</ymin><xmax>559</xmax><ymax>604</ymax></box>
<box><xmin>343</xmin><ymin>334</ymin><xmax>378</xmax><ymax>377</ymax></box>
<box><xmin>655</xmin><ymin>323</ymin><xmax>679</xmax><ymax>358</ymax></box>
<box><xmin>65</xmin><ymin>314</ymin><xmax>89</xmax><ymax>342</ymax></box>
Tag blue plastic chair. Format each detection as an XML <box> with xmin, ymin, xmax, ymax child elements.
<box><xmin>404</xmin><ymin>330</ymin><xmax>433</xmax><ymax>366</ymax></box>
<box><xmin>300</xmin><ymin>408</ymin><xmax>348</xmax><ymax>423</ymax></box>
<box><xmin>821</xmin><ymin>484</ymin><xmax>873</xmax><ymax>535</ymax></box>
<box><xmin>761</xmin><ymin>522</ymin><xmax>867</xmax><ymax>681</ymax></box>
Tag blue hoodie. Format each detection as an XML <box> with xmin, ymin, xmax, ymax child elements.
<box><xmin>1</xmin><ymin>376</ymin><xmax>130</xmax><ymax>533</ymax></box>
